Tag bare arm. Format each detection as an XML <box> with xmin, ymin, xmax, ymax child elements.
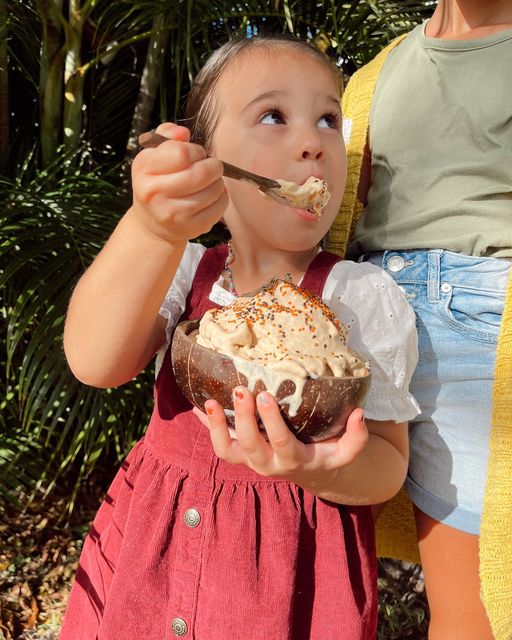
<box><xmin>64</xmin><ymin>212</ymin><xmax>185</xmax><ymax>387</ymax></box>
<box><xmin>64</xmin><ymin>123</ymin><xmax>228</xmax><ymax>388</ymax></box>
<box><xmin>303</xmin><ymin>417</ymin><xmax>408</xmax><ymax>505</ymax></box>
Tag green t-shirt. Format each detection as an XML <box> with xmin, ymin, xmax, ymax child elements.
<box><xmin>349</xmin><ymin>22</ymin><xmax>512</xmax><ymax>258</ymax></box>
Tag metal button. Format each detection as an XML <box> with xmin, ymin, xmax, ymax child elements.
<box><xmin>387</xmin><ymin>255</ymin><xmax>405</xmax><ymax>272</ymax></box>
<box><xmin>441</xmin><ymin>282</ymin><xmax>452</xmax><ymax>293</ymax></box>
<box><xmin>171</xmin><ymin>617</ymin><xmax>188</xmax><ymax>637</ymax></box>
<box><xmin>184</xmin><ymin>508</ymin><xmax>201</xmax><ymax>528</ymax></box>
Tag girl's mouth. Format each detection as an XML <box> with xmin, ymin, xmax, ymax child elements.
<box><xmin>294</xmin><ymin>207</ymin><xmax>320</xmax><ymax>222</ymax></box>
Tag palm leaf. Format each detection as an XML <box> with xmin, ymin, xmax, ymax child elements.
<box><xmin>1</xmin><ymin>146</ymin><xmax>153</xmax><ymax>508</ymax></box>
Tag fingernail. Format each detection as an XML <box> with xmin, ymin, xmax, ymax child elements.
<box><xmin>257</xmin><ymin>392</ymin><xmax>271</xmax><ymax>406</ymax></box>
<box><xmin>233</xmin><ymin>387</ymin><xmax>244</xmax><ymax>401</ymax></box>
<box><xmin>205</xmin><ymin>401</ymin><xmax>214</xmax><ymax>416</ymax></box>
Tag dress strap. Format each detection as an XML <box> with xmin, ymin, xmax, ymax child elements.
<box><xmin>183</xmin><ymin>244</ymin><xmax>228</xmax><ymax>320</ymax></box>
<box><xmin>300</xmin><ymin>250</ymin><xmax>343</xmax><ymax>297</ymax></box>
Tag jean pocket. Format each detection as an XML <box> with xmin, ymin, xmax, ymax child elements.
<box><xmin>439</xmin><ymin>285</ymin><xmax>505</xmax><ymax>343</ymax></box>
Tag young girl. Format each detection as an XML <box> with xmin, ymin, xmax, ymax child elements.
<box><xmin>60</xmin><ymin>35</ymin><xmax>419</xmax><ymax>640</ymax></box>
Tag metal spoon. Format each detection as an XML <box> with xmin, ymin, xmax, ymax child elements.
<box><xmin>138</xmin><ymin>130</ymin><xmax>327</xmax><ymax>211</ymax></box>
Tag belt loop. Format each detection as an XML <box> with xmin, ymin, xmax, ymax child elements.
<box><xmin>427</xmin><ymin>250</ymin><xmax>441</xmax><ymax>302</ymax></box>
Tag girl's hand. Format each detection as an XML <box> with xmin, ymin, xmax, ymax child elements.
<box><xmin>192</xmin><ymin>386</ymin><xmax>369</xmax><ymax>493</ymax></box>
<box><xmin>130</xmin><ymin>122</ymin><xmax>228</xmax><ymax>244</ymax></box>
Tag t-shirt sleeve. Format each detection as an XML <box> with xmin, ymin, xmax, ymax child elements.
<box><xmin>323</xmin><ymin>260</ymin><xmax>420</xmax><ymax>422</ymax></box>
<box><xmin>159</xmin><ymin>242</ymin><xmax>206</xmax><ymax>347</ymax></box>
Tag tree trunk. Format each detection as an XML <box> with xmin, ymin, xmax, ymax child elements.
<box><xmin>38</xmin><ymin>0</ymin><xmax>65</xmax><ymax>166</ymax></box>
<box><xmin>63</xmin><ymin>0</ymin><xmax>86</xmax><ymax>153</ymax></box>
<box><xmin>126</xmin><ymin>12</ymin><xmax>168</xmax><ymax>154</ymax></box>
<box><xmin>0</xmin><ymin>0</ymin><xmax>8</xmax><ymax>171</ymax></box>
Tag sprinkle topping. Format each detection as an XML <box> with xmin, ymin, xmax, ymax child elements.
<box><xmin>197</xmin><ymin>280</ymin><xmax>367</xmax><ymax>379</ymax></box>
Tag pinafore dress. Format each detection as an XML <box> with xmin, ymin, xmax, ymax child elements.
<box><xmin>59</xmin><ymin>245</ymin><xmax>377</xmax><ymax>640</ymax></box>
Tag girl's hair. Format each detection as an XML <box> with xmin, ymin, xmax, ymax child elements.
<box><xmin>185</xmin><ymin>34</ymin><xmax>343</xmax><ymax>153</ymax></box>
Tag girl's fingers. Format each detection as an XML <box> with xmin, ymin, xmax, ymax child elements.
<box><xmin>334</xmin><ymin>408</ymin><xmax>368</xmax><ymax>465</ymax></box>
<box><xmin>231</xmin><ymin>387</ymin><xmax>272</xmax><ymax>468</ymax></box>
<box><xmin>154</xmin><ymin>122</ymin><xmax>191</xmax><ymax>143</ymax></box>
<box><xmin>137</xmin><ymin>144</ymin><xmax>217</xmax><ymax>182</ymax></box>
<box><xmin>137</xmin><ymin>169</ymin><xmax>226</xmax><ymax>211</ymax></box>
<box><xmin>136</xmin><ymin>122</ymin><xmax>206</xmax><ymax>175</ymax></box>
<box><xmin>205</xmin><ymin>399</ymin><xmax>245</xmax><ymax>465</ymax></box>
<box><xmin>256</xmin><ymin>392</ymin><xmax>302</xmax><ymax>461</ymax></box>
<box><xmin>192</xmin><ymin>406</ymin><xmax>210</xmax><ymax>428</ymax></box>
<box><xmin>181</xmin><ymin>190</ymin><xmax>230</xmax><ymax>237</ymax></box>
<box><xmin>145</xmin><ymin>157</ymin><xmax>223</xmax><ymax>195</ymax></box>
<box><xmin>132</xmin><ymin>172</ymin><xmax>228</xmax><ymax>240</ymax></box>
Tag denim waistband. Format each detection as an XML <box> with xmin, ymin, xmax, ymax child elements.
<box><xmin>359</xmin><ymin>249</ymin><xmax>512</xmax><ymax>295</ymax></box>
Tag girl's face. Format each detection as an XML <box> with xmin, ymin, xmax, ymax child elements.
<box><xmin>210</xmin><ymin>47</ymin><xmax>347</xmax><ymax>252</ymax></box>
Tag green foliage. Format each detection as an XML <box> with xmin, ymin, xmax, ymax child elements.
<box><xmin>1</xmin><ymin>1</ymin><xmax>435</xmax><ymax>509</ymax></box>
<box><xmin>1</xmin><ymin>146</ymin><xmax>153</xmax><ymax>509</ymax></box>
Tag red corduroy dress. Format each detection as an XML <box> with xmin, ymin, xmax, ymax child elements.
<box><xmin>59</xmin><ymin>245</ymin><xmax>377</xmax><ymax>640</ymax></box>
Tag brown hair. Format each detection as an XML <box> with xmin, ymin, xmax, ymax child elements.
<box><xmin>185</xmin><ymin>34</ymin><xmax>343</xmax><ymax>153</ymax></box>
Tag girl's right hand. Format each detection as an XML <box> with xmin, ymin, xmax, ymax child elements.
<box><xmin>130</xmin><ymin>122</ymin><xmax>228</xmax><ymax>244</ymax></box>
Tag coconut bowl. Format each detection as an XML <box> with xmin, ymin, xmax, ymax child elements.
<box><xmin>171</xmin><ymin>319</ymin><xmax>371</xmax><ymax>443</ymax></box>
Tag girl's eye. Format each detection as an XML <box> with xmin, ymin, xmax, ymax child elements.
<box><xmin>259</xmin><ymin>110</ymin><xmax>285</xmax><ymax>125</ymax></box>
<box><xmin>318</xmin><ymin>113</ymin><xmax>341</xmax><ymax>129</ymax></box>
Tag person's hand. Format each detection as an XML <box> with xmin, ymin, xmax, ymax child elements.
<box><xmin>130</xmin><ymin>122</ymin><xmax>228</xmax><ymax>244</ymax></box>
<box><xmin>192</xmin><ymin>386</ymin><xmax>369</xmax><ymax>494</ymax></box>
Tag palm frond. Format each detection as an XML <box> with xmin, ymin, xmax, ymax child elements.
<box><xmin>0</xmin><ymin>146</ymin><xmax>153</xmax><ymax>509</ymax></box>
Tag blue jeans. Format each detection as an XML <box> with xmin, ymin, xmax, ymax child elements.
<box><xmin>360</xmin><ymin>249</ymin><xmax>511</xmax><ymax>534</ymax></box>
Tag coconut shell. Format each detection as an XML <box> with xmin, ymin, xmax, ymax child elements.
<box><xmin>171</xmin><ymin>319</ymin><xmax>371</xmax><ymax>443</ymax></box>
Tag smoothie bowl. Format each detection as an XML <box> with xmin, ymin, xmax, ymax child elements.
<box><xmin>171</xmin><ymin>280</ymin><xmax>370</xmax><ymax>443</ymax></box>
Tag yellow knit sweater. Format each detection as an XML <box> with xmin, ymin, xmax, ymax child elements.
<box><xmin>328</xmin><ymin>35</ymin><xmax>512</xmax><ymax>640</ymax></box>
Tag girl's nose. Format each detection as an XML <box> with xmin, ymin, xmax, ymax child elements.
<box><xmin>297</xmin><ymin>131</ymin><xmax>324</xmax><ymax>161</ymax></box>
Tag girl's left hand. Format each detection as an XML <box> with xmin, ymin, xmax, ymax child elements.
<box><xmin>192</xmin><ymin>385</ymin><xmax>369</xmax><ymax>492</ymax></box>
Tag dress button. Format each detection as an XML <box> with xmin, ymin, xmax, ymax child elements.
<box><xmin>171</xmin><ymin>617</ymin><xmax>188</xmax><ymax>636</ymax></box>
<box><xmin>387</xmin><ymin>255</ymin><xmax>405</xmax><ymax>272</ymax></box>
<box><xmin>441</xmin><ymin>282</ymin><xmax>452</xmax><ymax>293</ymax></box>
<box><xmin>184</xmin><ymin>508</ymin><xmax>201</xmax><ymax>528</ymax></box>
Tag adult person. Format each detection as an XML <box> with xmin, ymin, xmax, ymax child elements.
<box><xmin>328</xmin><ymin>1</ymin><xmax>512</xmax><ymax>638</ymax></box>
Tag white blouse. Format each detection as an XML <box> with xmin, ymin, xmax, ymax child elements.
<box><xmin>158</xmin><ymin>242</ymin><xmax>420</xmax><ymax>423</ymax></box>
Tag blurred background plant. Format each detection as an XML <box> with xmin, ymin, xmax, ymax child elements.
<box><xmin>1</xmin><ymin>2</ymin><xmax>434</xmax><ymax>637</ymax></box>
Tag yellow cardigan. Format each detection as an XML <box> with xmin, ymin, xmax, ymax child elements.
<box><xmin>328</xmin><ymin>35</ymin><xmax>512</xmax><ymax>640</ymax></box>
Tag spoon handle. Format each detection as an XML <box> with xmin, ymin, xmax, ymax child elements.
<box><xmin>220</xmin><ymin>161</ymin><xmax>280</xmax><ymax>189</ymax></box>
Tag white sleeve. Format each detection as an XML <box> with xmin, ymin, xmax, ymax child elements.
<box><xmin>323</xmin><ymin>260</ymin><xmax>420</xmax><ymax>422</ymax></box>
<box><xmin>159</xmin><ymin>242</ymin><xmax>206</xmax><ymax>347</ymax></box>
